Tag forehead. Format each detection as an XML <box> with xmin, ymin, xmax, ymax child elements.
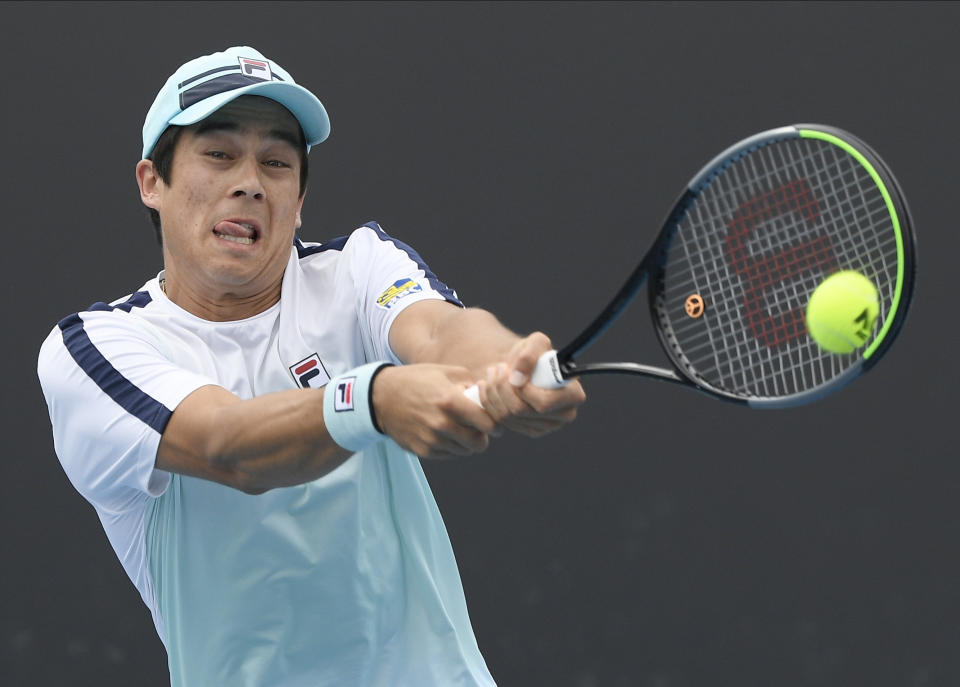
<box><xmin>189</xmin><ymin>95</ymin><xmax>303</xmax><ymax>141</ymax></box>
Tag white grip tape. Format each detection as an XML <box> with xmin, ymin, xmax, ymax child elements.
<box><xmin>463</xmin><ymin>385</ymin><xmax>482</xmax><ymax>406</ymax></box>
<box><xmin>323</xmin><ymin>362</ymin><xmax>393</xmax><ymax>452</ymax></box>
<box><xmin>462</xmin><ymin>350</ymin><xmax>567</xmax><ymax>407</ymax></box>
<box><xmin>530</xmin><ymin>350</ymin><xmax>566</xmax><ymax>389</ymax></box>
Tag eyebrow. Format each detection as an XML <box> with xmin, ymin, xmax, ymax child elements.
<box><xmin>192</xmin><ymin>120</ymin><xmax>303</xmax><ymax>150</ymax></box>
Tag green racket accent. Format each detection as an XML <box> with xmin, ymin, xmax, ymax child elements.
<box><xmin>799</xmin><ymin>129</ymin><xmax>905</xmax><ymax>359</ymax></box>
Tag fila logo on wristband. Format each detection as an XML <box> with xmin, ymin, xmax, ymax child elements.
<box><xmin>333</xmin><ymin>377</ymin><xmax>356</xmax><ymax>411</ymax></box>
<box><xmin>322</xmin><ymin>362</ymin><xmax>391</xmax><ymax>452</ymax></box>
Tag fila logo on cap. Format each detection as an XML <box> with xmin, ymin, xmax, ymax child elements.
<box><xmin>238</xmin><ymin>57</ymin><xmax>272</xmax><ymax>81</ymax></box>
<box><xmin>289</xmin><ymin>353</ymin><xmax>331</xmax><ymax>389</ymax></box>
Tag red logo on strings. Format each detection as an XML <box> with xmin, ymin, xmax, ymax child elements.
<box><xmin>723</xmin><ymin>179</ymin><xmax>838</xmax><ymax>348</ymax></box>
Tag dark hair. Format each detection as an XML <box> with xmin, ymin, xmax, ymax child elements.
<box><xmin>145</xmin><ymin>123</ymin><xmax>310</xmax><ymax>246</ymax></box>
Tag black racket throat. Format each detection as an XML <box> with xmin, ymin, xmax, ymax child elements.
<box><xmin>555</xmin><ymin>191</ymin><xmax>693</xmax><ymax>389</ymax></box>
<box><xmin>560</xmin><ymin>360</ymin><xmax>683</xmax><ymax>385</ymax></box>
<box><xmin>556</xmin><ymin>191</ymin><xmax>692</xmax><ymax>365</ymax></box>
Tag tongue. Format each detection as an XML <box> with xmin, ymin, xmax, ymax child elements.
<box><xmin>215</xmin><ymin>221</ymin><xmax>256</xmax><ymax>239</ymax></box>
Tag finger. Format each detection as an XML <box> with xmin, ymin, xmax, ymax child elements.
<box><xmin>424</xmin><ymin>368</ymin><xmax>497</xmax><ymax>434</ymax></box>
<box><xmin>450</xmin><ymin>391</ymin><xmax>499</xmax><ymax>435</ymax></box>
<box><xmin>436</xmin><ymin>422</ymin><xmax>490</xmax><ymax>455</ymax></box>
<box><xmin>476</xmin><ymin>374</ymin><xmax>506</xmax><ymax>437</ymax></box>
<box><xmin>497</xmin><ymin>414</ymin><xmax>575</xmax><ymax>438</ymax></box>
<box><xmin>503</xmin><ymin>399</ymin><xmax>580</xmax><ymax>432</ymax></box>
<box><xmin>490</xmin><ymin>362</ymin><xmax>540</xmax><ymax>418</ymax></box>
<box><xmin>480</xmin><ymin>365</ymin><xmax>515</xmax><ymax>419</ymax></box>
<box><xmin>507</xmin><ymin>332</ymin><xmax>553</xmax><ymax>387</ymax></box>
<box><xmin>417</xmin><ymin>435</ymin><xmax>485</xmax><ymax>458</ymax></box>
<box><xmin>406</xmin><ymin>418</ymin><xmax>491</xmax><ymax>457</ymax></box>
<box><xmin>516</xmin><ymin>379</ymin><xmax>586</xmax><ymax>414</ymax></box>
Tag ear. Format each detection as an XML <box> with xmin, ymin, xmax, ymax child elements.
<box><xmin>136</xmin><ymin>159</ymin><xmax>164</xmax><ymax>211</ymax></box>
<box><xmin>295</xmin><ymin>193</ymin><xmax>305</xmax><ymax>230</ymax></box>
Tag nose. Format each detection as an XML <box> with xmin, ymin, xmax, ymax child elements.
<box><xmin>229</xmin><ymin>156</ymin><xmax>265</xmax><ymax>200</ymax></box>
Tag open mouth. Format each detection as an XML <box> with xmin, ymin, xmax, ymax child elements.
<box><xmin>213</xmin><ymin>220</ymin><xmax>259</xmax><ymax>246</ymax></box>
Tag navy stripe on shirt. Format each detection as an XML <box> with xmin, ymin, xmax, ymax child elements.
<box><xmin>57</xmin><ymin>291</ymin><xmax>173</xmax><ymax>435</ymax></box>
<box><xmin>362</xmin><ymin>221</ymin><xmax>463</xmax><ymax>307</ymax></box>
<box><xmin>297</xmin><ymin>228</ymin><xmax>463</xmax><ymax>305</ymax></box>
<box><xmin>294</xmin><ymin>235</ymin><xmax>348</xmax><ymax>258</ymax></box>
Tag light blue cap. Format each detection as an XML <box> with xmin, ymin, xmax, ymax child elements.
<box><xmin>141</xmin><ymin>46</ymin><xmax>330</xmax><ymax>159</ymax></box>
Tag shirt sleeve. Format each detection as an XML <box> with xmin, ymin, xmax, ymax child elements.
<box><xmin>38</xmin><ymin>309</ymin><xmax>216</xmax><ymax>514</ymax></box>
<box><xmin>346</xmin><ymin>222</ymin><xmax>464</xmax><ymax>363</ymax></box>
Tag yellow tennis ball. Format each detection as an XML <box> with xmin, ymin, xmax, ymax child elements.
<box><xmin>805</xmin><ymin>271</ymin><xmax>880</xmax><ymax>354</ymax></box>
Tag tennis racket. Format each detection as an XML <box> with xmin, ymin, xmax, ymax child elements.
<box><xmin>466</xmin><ymin>124</ymin><xmax>916</xmax><ymax>409</ymax></box>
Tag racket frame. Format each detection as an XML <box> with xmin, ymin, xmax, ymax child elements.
<box><xmin>552</xmin><ymin>124</ymin><xmax>916</xmax><ymax>408</ymax></box>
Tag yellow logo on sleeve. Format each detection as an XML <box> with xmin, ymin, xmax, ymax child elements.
<box><xmin>377</xmin><ymin>278</ymin><xmax>423</xmax><ymax>309</ymax></box>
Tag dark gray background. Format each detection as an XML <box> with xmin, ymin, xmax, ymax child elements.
<box><xmin>3</xmin><ymin>2</ymin><xmax>956</xmax><ymax>686</ymax></box>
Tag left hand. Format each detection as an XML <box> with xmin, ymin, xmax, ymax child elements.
<box><xmin>476</xmin><ymin>332</ymin><xmax>586</xmax><ymax>437</ymax></box>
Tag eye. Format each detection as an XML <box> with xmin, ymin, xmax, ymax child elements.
<box><xmin>265</xmin><ymin>159</ymin><xmax>292</xmax><ymax>168</ymax></box>
<box><xmin>206</xmin><ymin>150</ymin><xmax>229</xmax><ymax>160</ymax></box>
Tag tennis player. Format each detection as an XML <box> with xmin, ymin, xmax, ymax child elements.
<box><xmin>37</xmin><ymin>46</ymin><xmax>584</xmax><ymax>686</ymax></box>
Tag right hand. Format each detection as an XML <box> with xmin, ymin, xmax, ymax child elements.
<box><xmin>371</xmin><ymin>364</ymin><xmax>499</xmax><ymax>458</ymax></box>
<box><xmin>474</xmin><ymin>333</ymin><xmax>586</xmax><ymax>438</ymax></box>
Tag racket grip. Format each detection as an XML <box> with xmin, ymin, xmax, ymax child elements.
<box><xmin>529</xmin><ymin>350</ymin><xmax>567</xmax><ymax>389</ymax></box>
<box><xmin>463</xmin><ymin>384</ymin><xmax>482</xmax><ymax>406</ymax></box>
<box><xmin>462</xmin><ymin>350</ymin><xmax>567</xmax><ymax>407</ymax></box>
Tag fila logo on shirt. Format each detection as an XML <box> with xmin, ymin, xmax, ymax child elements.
<box><xmin>289</xmin><ymin>353</ymin><xmax>331</xmax><ymax>389</ymax></box>
<box><xmin>238</xmin><ymin>57</ymin><xmax>272</xmax><ymax>80</ymax></box>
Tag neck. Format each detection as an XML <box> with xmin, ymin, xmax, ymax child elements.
<box><xmin>161</xmin><ymin>274</ymin><xmax>283</xmax><ymax>321</ymax></box>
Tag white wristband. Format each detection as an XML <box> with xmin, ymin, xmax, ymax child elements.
<box><xmin>323</xmin><ymin>362</ymin><xmax>393</xmax><ymax>452</ymax></box>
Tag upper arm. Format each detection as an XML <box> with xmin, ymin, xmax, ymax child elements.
<box><xmin>343</xmin><ymin>222</ymin><xmax>519</xmax><ymax>369</ymax></box>
<box><xmin>38</xmin><ymin>313</ymin><xmax>216</xmax><ymax>508</ymax></box>
<box><xmin>389</xmin><ymin>298</ymin><xmax>464</xmax><ymax>364</ymax></box>
<box><xmin>344</xmin><ymin>223</ymin><xmax>463</xmax><ymax>362</ymax></box>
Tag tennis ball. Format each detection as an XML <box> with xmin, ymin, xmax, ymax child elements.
<box><xmin>805</xmin><ymin>271</ymin><xmax>879</xmax><ymax>354</ymax></box>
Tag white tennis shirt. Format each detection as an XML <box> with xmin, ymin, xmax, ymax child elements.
<box><xmin>38</xmin><ymin>222</ymin><xmax>496</xmax><ymax>686</ymax></box>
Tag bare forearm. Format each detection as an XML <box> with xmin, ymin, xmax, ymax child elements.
<box><xmin>212</xmin><ymin>388</ymin><xmax>352</xmax><ymax>490</ymax></box>
<box><xmin>158</xmin><ymin>386</ymin><xmax>352</xmax><ymax>493</ymax></box>
<box><xmin>403</xmin><ymin>306</ymin><xmax>521</xmax><ymax>374</ymax></box>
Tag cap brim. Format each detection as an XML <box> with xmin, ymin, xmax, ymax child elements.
<box><xmin>168</xmin><ymin>81</ymin><xmax>330</xmax><ymax>149</ymax></box>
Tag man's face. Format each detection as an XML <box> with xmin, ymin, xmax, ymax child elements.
<box><xmin>145</xmin><ymin>96</ymin><xmax>305</xmax><ymax>299</ymax></box>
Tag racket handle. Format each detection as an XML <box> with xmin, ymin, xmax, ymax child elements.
<box><xmin>462</xmin><ymin>350</ymin><xmax>567</xmax><ymax>406</ymax></box>
<box><xmin>463</xmin><ymin>385</ymin><xmax>482</xmax><ymax>406</ymax></box>
<box><xmin>530</xmin><ymin>349</ymin><xmax>567</xmax><ymax>389</ymax></box>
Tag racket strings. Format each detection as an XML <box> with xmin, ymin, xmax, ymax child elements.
<box><xmin>657</xmin><ymin>138</ymin><xmax>901</xmax><ymax>399</ymax></box>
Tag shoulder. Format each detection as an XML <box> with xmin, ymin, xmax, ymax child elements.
<box><xmin>292</xmin><ymin>222</ymin><xmax>459</xmax><ymax>305</ymax></box>
<box><xmin>39</xmin><ymin>290</ymin><xmax>163</xmax><ymax>373</ymax></box>
<box><xmin>293</xmin><ymin>222</ymin><xmax>414</xmax><ymax>284</ymax></box>
<box><xmin>50</xmin><ymin>290</ymin><xmax>160</xmax><ymax>337</ymax></box>
<box><xmin>295</xmin><ymin>222</ymin><xmax>422</xmax><ymax>261</ymax></box>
